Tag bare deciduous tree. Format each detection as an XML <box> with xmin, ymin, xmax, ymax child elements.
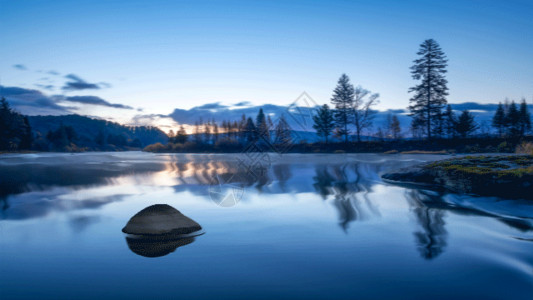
<box><xmin>352</xmin><ymin>86</ymin><xmax>379</xmax><ymax>142</ymax></box>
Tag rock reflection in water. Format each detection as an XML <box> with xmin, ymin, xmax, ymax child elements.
<box><xmin>125</xmin><ymin>235</ymin><xmax>198</xmax><ymax>258</ymax></box>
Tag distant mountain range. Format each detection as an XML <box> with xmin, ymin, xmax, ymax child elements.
<box><xmin>168</xmin><ymin>101</ymin><xmax>532</xmax><ymax>139</ymax></box>
<box><xmin>29</xmin><ymin>101</ymin><xmax>529</xmax><ymax>147</ymax></box>
<box><xmin>3</xmin><ymin>84</ymin><xmax>530</xmax><ymax>141</ymax></box>
<box><xmin>7</xmin><ymin>86</ymin><xmax>531</xmax><ymax>145</ymax></box>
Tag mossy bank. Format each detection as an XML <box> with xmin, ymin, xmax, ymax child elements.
<box><xmin>382</xmin><ymin>155</ymin><xmax>533</xmax><ymax>199</ymax></box>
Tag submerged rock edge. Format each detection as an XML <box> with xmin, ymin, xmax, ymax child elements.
<box><xmin>381</xmin><ymin>155</ymin><xmax>533</xmax><ymax>199</ymax></box>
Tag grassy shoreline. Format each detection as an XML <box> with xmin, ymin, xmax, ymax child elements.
<box><xmin>382</xmin><ymin>155</ymin><xmax>533</xmax><ymax>199</ymax></box>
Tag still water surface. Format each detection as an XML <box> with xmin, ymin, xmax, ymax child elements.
<box><xmin>0</xmin><ymin>152</ymin><xmax>532</xmax><ymax>299</ymax></box>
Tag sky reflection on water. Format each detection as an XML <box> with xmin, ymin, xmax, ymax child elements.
<box><xmin>1</xmin><ymin>152</ymin><xmax>532</xmax><ymax>299</ymax></box>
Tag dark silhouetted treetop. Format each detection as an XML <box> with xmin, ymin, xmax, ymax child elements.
<box><xmin>175</xmin><ymin>125</ymin><xmax>188</xmax><ymax>143</ymax></box>
<box><xmin>0</xmin><ymin>97</ymin><xmax>33</xmax><ymax>150</ymax></box>
<box><xmin>506</xmin><ymin>101</ymin><xmax>521</xmax><ymax>137</ymax></box>
<box><xmin>492</xmin><ymin>102</ymin><xmax>506</xmax><ymax>137</ymax></box>
<box><xmin>331</xmin><ymin>74</ymin><xmax>354</xmax><ymax>143</ymax></box>
<box><xmin>444</xmin><ymin>105</ymin><xmax>457</xmax><ymax>139</ymax></box>
<box><xmin>313</xmin><ymin>104</ymin><xmax>335</xmax><ymax>143</ymax></box>
<box><xmin>256</xmin><ymin>108</ymin><xmax>270</xmax><ymax>141</ymax></box>
<box><xmin>274</xmin><ymin>114</ymin><xmax>292</xmax><ymax>145</ymax></box>
<box><xmin>519</xmin><ymin>99</ymin><xmax>531</xmax><ymax>136</ymax></box>
<box><xmin>408</xmin><ymin>39</ymin><xmax>448</xmax><ymax>139</ymax></box>
<box><xmin>389</xmin><ymin>114</ymin><xmax>402</xmax><ymax>140</ymax></box>
<box><xmin>456</xmin><ymin>110</ymin><xmax>478</xmax><ymax>138</ymax></box>
<box><xmin>244</xmin><ymin>117</ymin><xmax>258</xmax><ymax>144</ymax></box>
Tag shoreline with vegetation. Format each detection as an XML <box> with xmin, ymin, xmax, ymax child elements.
<box><xmin>382</xmin><ymin>155</ymin><xmax>533</xmax><ymax>199</ymax></box>
<box><xmin>143</xmin><ymin>138</ymin><xmax>533</xmax><ymax>155</ymax></box>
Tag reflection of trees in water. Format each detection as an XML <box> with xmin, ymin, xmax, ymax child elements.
<box><xmin>405</xmin><ymin>189</ymin><xmax>448</xmax><ymax>260</ymax></box>
<box><xmin>1</xmin><ymin>196</ymin><xmax>9</xmax><ymax>211</ymax></box>
<box><xmin>0</xmin><ymin>162</ymin><xmax>165</xmax><ymax>219</ymax></box>
<box><xmin>273</xmin><ymin>164</ymin><xmax>292</xmax><ymax>192</ymax></box>
<box><xmin>312</xmin><ymin>163</ymin><xmax>381</xmax><ymax>232</ymax></box>
<box><xmin>177</xmin><ymin>159</ymin><xmax>381</xmax><ymax>228</ymax></box>
<box><xmin>168</xmin><ymin>159</ymin><xmax>274</xmax><ymax>195</ymax></box>
<box><xmin>404</xmin><ymin>187</ymin><xmax>533</xmax><ymax>260</ymax></box>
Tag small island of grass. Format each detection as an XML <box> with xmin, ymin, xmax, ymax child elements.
<box><xmin>382</xmin><ymin>155</ymin><xmax>533</xmax><ymax>199</ymax></box>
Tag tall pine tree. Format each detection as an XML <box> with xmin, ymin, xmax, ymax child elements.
<box><xmin>331</xmin><ymin>74</ymin><xmax>354</xmax><ymax>143</ymax></box>
<box><xmin>175</xmin><ymin>125</ymin><xmax>188</xmax><ymax>143</ymax></box>
<box><xmin>444</xmin><ymin>104</ymin><xmax>457</xmax><ymax>139</ymax></box>
<box><xmin>408</xmin><ymin>39</ymin><xmax>448</xmax><ymax>139</ymax></box>
<box><xmin>519</xmin><ymin>99</ymin><xmax>531</xmax><ymax>137</ymax></box>
<box><xmin>506</xmin><ymin>101</ymin><xmax>521</xmax><ymax>137</ymax></box>
<box><xmin>256</xmin><ymin>108</ymin><xmax>270</xmax><ymax>141</ymax></box>
<box><xmin>456</xmin><ymin>110</ymin><xmax>478</xmax><ymax>138</ymax></box>
<box><xmin>389</xmin><ymin>115</ymin><xmax>402</xmax><ymax>140</ymax></box>
<box><xmin>274</xmin><ymin>114</ymin><xmax>292</xmax><ymax>145</ymax></box>
<box><xmin>244</xmin><ymin>117</ymin><xmax>258</xmax><ymax>144</ymax></box>
<box><xmin>492</xmin><ymin>102</ymin><xmax>506</xmax><ymax>137</ymax></box>
<box><xmin>312</xmin><ymin>104</ymin><xmax>335</xmax><ymax>143</ymax></box>
<box><xmin>0</xmin><ymin>97</ymin><xmax>33</xmax><ymax>150</ymax></box>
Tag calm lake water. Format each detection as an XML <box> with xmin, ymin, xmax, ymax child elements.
<box><xmin>1</xmin><ymin>152</ymin><xmax>532</xmax><ymax>299</ymax></box>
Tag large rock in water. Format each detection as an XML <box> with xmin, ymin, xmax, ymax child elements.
<box><xmin>122</xmin><ymin>204</ymin><xmax>202</xmax><ymax>235</ymax></box>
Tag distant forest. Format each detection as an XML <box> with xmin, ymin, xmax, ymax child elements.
<box><xmin>0</xmin><ymin>97</ymin><xmax>167</xmax><ymax>152</ymax></box>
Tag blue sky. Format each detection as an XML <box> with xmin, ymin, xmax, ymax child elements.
<box><xmin>1</xmin><ymin>0</ymin><xmax>532</xmax><ymax>124</ymax></box>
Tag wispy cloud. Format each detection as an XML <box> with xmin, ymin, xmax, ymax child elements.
<box><xmin>233</xmin><ymin>101</ymin><xmax>252</xmax><ymax>107</ymax></box>
<box><xmin>35</xmin><ymin>84</ymin><xmax>55</xmax><ymax>91</ymax></box>
<box><xmin>196</xmin><ymin>102</ymin><xmax>228</xmax><ymax>110</ymax></box>
<box><xmin>61</xmin><ymin>95</ymin><xmax>133</xmax><ymax>109</ymax></box>
<box><xmin>62</xmin><ymin>74</ymin><xmax>108</xmax><ymax>91</ymax></box>
<box><xmin>0</xmin><ymin>85</ymin><xmax>73</xmax><ymax>115</ymax></box>
<box><xmin>13</xmin><ymin>64</ymin><xmax>27</xmax><ymax>71</ymax></box>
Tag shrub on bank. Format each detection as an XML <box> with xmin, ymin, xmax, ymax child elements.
<box><xmin>516</xmin><ymin>142</ymin><xmax>533</xmax><ymax>155</ymax></box>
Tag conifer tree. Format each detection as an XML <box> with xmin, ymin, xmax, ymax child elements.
<box><xmin>256</xmin><ymin>108</ymin><xmax>269</xmax><ymax>141</ymax></box>
<box><xmin>204</xmin><ymin>119</ymin><xmax>211</xmax><ymax>144</ymax></box>
<box><xmin>389</xmin><ymin>115</ymin><xmax>402</xmax><ymax>140</ymax></box>
<box><xmin>456</xmin><ymin>110</ymin><xmax>478</xmax><ymax>138</ymax></box>
<box><xmin>0</xmin><ymin>97</ymin><xmax>33</xmax><ymax>150</ymax></box>
<box><xmin>444</xmin><ymin>105</ymin><xmax>457</xmax><ymax>139</ymax></box>
<box><xmin>331</xmin><ymin>74</ymin><xmax>354</xmax><ymax>143</ymax></box>
<box><xmin>506</xmin><ymin>101</ymin><xmax>521</xmax><ymax>137</ymax></box>
<box><xmin>312</xmin><ymin>104</ymin><xmax>335</xmax><ymax>143</ymax></box>
<box><xmin>175</xmin><ymin>125</ymin><xmax>188</xmax><ymax>143</ymax></box>
<box><xmin>519</xmin><ymin>99</ymin><xmax>531</xmax><ymax>136</ymax></box>
<box><xmin>168</xmin><ymin>129</ymin><xmax>175</xmax><ymax>143</ymax></box>
<box><xmin>274</xmin><ymin>114</ymin><xmax>292</xmax><ymax>145</ymax></box>
<box><xmin>408</xmin><ymin>39</ymin><xmax>448</xmax><ymax>139</ymax></box>
<box><xmin>212</xmin><ymin>119</ymin><xmax>219</xmax><ymax>143</ymax></box>
<box><xmin>492</xmin><ymin>102</ymin><xmax>506</xmax><ymax>137</ymax></box>
<box><xmin>244</xmin><ymin>117</ymin><xmax>257</xmax><ymax>144</ymax></box>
